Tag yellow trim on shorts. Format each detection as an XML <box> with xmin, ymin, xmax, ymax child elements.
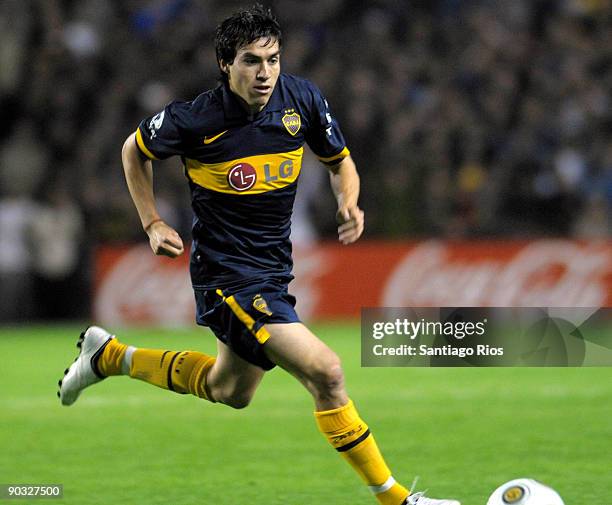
<box><xmin>317</xmin><ymin>146</ymin><xmax>350</xmax><ymax>163</ymax></box>
<box><xmin>215</xmin><ymin>289</ymin><xmax>271</xmax><ymax>344</ymax></box>
<box><xmin>135</xmin><ymin>128</ymin><xmax>160</xmax><ymax>160</ymax></box>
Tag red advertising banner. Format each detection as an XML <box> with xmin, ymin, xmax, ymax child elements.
<box><xmin>94</xmin><ymin>240</ymin><xmax>612</xmax><ymax>326</ymax></box>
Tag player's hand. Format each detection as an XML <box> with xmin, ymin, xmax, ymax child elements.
<box><xmin>146</xmin><ymin>220</ymin><xmax>184</xmax><ymax>258</ymax></box>
<box><xmin>336</xmin><ymin>205</ymin><xmax>364</xmax><ymax>245</ymax></box>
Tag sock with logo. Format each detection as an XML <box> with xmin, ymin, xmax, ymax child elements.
<box><xmin>315</xmin><ymin>399</ymin><xmax>409</xmax><ymax>505</ymax></box>
<box><xmin>97</xmin><ymin>339</ymin><xmax>216</xmax><ymax>401</ymax></box>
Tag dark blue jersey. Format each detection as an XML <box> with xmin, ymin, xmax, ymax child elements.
<box><xmin>135</xmin><ymin>74</ymin><xmax>349</xmax><ymax>289</ymax></box>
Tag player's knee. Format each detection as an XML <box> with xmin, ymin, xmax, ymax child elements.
<box><xmin>223</xmin><ymin>394</ymin><xmax>252</xmax><ymax>409</ymax></box>
<box><xmin>216</xmin><ymin>387</ymin><xmax>255</xmax><ymax>410</ymax></box>
<box><xmin>324</xmin><ymin>361</ymin><xmax>345</xmax><ymax>393</ymax></box>
<box><xmin>312</xmin><ymin>357</ymin><xmax>345</xmax><ymax>397</ymax></box>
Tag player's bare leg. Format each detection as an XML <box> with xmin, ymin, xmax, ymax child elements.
<box><xmin>263</xmin><ymin>323</ymin><xmax>459</xmax><ymax>505</ymax></box>
<box><xmin>205</xmin><ymin>340</ymin><xmax>265</xmax><ymax>409</ymax></box>
<box><xmin>263</xmin><ymin>322</ymin><xmax>347</xmax><ymax>410</ymax></box>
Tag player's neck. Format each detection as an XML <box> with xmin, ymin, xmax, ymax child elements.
<box><xmin>227</xmin><ymin>83</ymin><xmax>267</xmax><ymax>116</ymax></box>
<box><xmin>238</xmin><ymin>95</ymin><xmax>265</xmax><ymax>116</ymax></box>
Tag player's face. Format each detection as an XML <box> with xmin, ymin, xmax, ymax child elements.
<box><xmin>222</xmin><ymin>38</ymin><xmax>281</xmax><ymax>113</ymax></box>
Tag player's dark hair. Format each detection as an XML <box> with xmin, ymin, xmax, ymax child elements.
<box><xmin>214</xmin><ymin>4</ymin><xmax>282</xmax><ymax>81</ymax></box>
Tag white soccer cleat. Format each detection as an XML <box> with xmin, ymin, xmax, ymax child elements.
<box><xmin>405</xmin><ymin>492</ymin><xmax>460</xmax><ymax>505</ymax></box>
<box><xmin>57</xmin><ymin>326</ymin><xmax>115</xmax><ymax>406</ymax></box>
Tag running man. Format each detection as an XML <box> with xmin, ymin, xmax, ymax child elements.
<box><xmin>58</xmin><ymin>5</ymin><xmax>459</xmax><ymax>505</ymax></box>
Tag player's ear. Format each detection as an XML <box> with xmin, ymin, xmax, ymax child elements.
<box><xmin>219</xmin><ymin>60</ymin><xmax>231</xmax><ymax>77</ymax></box>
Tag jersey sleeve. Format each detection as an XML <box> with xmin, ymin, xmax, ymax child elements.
<box><xmin>304</xmin><ymin>82</ymin><xmax>350</xmax><ymax>165</ymax></box>
<box><xmin>135</xmin><ymin>101</ymin><xmax>189</xmax><ymax>160</ymax></box>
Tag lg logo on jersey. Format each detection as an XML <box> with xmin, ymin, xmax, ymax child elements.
<box><xmin>228</xmin><ymin>163</ymin><xmax>257</xmax><ymax>191</ymax></box>
<box><xmin>264</xmin><ymin>160</ymin><xmax>293</xmax><ymax>182</ymax></box>
<box><xmin>227</xmin><ymin>160</ymin><xmax>294</xmax><ymax>191</ymax></box>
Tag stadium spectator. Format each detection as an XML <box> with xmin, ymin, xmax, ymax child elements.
<box><xmin>30</xmin><ymin>174</ymin><xmax>87</xmax><ymax>320</ymax></box>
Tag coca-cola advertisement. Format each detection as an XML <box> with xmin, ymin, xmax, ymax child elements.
<box><xmin>94</xmin><ymin>240</ymin><xmax>612</xmax><ymax>326</ymax></box>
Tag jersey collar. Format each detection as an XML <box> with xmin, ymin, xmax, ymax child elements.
<box><xmin>221</xmin><ymin>78</ymin><xmax>283</xmax><ymax>120</ymax></box>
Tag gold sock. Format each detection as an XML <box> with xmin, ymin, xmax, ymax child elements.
<box><xmin>315</xmin><ymin>399</ymin><xmax>409</xmax><ymax>505</ymax></box>
<box><xmin>169</xmin><ymin>351</ymin><xmax>216</xmax><ymax>399</ymax></box>
<box><xmin>129</xmin><ymin>348</ymin><xmax>216</xmax><ymax>400</ymax></box>
<box><xmin>97</xmin><ymin>338</ymin><xmax>128</xmax><ymax>377</ymax></box>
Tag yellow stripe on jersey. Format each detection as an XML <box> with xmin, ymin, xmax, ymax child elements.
<box><xmin>317</xmin><ymin>146</ymin><xmax>350</xmax><ymax>164</ymax></box>
<box><xmin>135</xmin><ymin>128</ymin><xmax>160</xmax><ymax>160</ymax></box>
<box><xmin>186</xmin><ymin>147</ymin><xmax>303</xmax><ymax>195</ymax></box>
<box><xmin>215</xmin><ymin>289</ymin><xmax>271</xmax><ymax>344</ymax></box>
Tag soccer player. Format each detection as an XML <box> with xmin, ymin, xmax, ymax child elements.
<box><xmin>58</xmin><ymin>6</ymin><xmax>459</xmax><ymax>505</ymax></box>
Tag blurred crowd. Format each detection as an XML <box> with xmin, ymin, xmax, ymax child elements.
<box><xmin>1</xmin><ymin>0</ymin><xmax>611</xmax><ymax>320</ymax></box>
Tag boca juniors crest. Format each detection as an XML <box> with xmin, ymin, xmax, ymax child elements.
<box><xmin>282</xmin><ymin>110</ymin><xmax>301</xmax><ymax>136</ymax></box>
<box><xmin>252</xmin><ymin>294</ymin><xmax>273</xmax><ymax>316</ymax></box>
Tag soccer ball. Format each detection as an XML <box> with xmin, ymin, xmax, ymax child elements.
<box><xmin>487</xmin><ymin>478</ymin><xmax>564</xmax><ymax>505</ymax></box>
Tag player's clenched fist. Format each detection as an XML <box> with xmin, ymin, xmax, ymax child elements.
<box><xmin>336</xmin><ymin>206</ymin><xmax>365</xmax><ymax>245</ymax></box>
<box><xmin>146</xmin><ymin>220</ymin><xmax>184</xmax><ymax>257</ymax></box>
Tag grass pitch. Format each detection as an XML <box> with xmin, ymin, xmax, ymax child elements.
<box><xmin>1</xmin><ymin>323</ymin><xmax>611</xmax><ymax>504</ymax></box>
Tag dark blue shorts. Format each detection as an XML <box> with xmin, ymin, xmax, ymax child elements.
<box><xmin>194</xmin><ymin>281</ymin><xmax>300</xmax><ymax>370</ymax></box>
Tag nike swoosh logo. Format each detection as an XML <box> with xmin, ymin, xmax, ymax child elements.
<box><xmin>203</xmin><ymin>130</ymin><xmax>228</xmax><ymax>144</ymax></box>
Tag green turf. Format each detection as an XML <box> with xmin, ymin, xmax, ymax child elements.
<box><xmin>1</xmin><ymin>324</ymin><xmax>611</xmax><ymax>504</ymax></box>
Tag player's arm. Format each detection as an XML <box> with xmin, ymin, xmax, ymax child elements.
<box><xmin>327</xmin><ymin>154</ymin><xmax>364</xmax><ymax>245</ymax></box>
<box><xmin>122</xmin><ymin>132</ymin><xmax>184</xmax><ymax>258</ymax></box>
